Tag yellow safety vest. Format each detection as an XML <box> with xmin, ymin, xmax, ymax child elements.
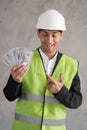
<box><xmin>12</xmin><ymin>49</ymin><xmax>78</xmax><ymax>130</ymax></box>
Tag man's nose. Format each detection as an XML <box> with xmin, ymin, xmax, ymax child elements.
<box><xmin>47</xmin><ymin>35</ymin><xmax>53</xmax><ymax>43</ymax></box>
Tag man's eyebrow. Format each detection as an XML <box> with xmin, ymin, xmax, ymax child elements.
<box><xmin>42</xmin><ymin>30</ymin><xmax>48</xmax><ymax>33</ymax></box>
<box><xmin>53</xmin><ymin>31</ymin><xmax>58</xmax><ymax>34</ymax></box>
<box><xmin>42</xmin><ymin>30</ymin><xmax>58</xmax><ymax>34</ymax></box>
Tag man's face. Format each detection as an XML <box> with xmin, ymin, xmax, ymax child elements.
<box><xmin>37</xmin><ymin>30</ymin><xmax>64</xmax><ymax>56</ymax></box>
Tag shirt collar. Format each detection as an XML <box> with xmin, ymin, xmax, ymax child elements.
<box><xmin>39</xmin><ymin>47</ymin><xmax>58</xmax><ymax>62</ymax></box>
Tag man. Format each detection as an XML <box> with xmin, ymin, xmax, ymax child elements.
<box><xmin>3</xmin><ymin>9</ymin><xmax>82</xmax><ymax>130</ymax></box>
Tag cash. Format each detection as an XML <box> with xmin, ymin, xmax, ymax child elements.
<box><xmin>2</xmin><ymin>47</ymin><xmax>33</xmax><ymax>69</ymax></box>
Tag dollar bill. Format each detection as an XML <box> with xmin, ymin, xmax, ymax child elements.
<box><xmin>2</xmin><ymin>47</ymin><xmax>33</xmax><ymax>68</ymax></box>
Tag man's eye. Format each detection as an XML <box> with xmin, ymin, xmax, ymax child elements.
<box><xmin>52</xmin><ymin>34</ymin><xmax>56</xmax><ymax>37</ymax></box>
<box><xmin>43</xmin><ymin>33</ymin><xmax>48</xmax><ymax>36</ymax></box>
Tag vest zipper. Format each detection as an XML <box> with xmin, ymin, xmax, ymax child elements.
<box><xmin>40</xmin><ymin>87</ymin><xmax>46</xmax><ymax>130</ymax></box>
<box><xmin>37</xmin><ymin>48</ymin><xmax>63</xmax><ymax>130</ymax></box>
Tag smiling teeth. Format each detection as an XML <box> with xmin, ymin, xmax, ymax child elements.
<box><xmin>47</xmin><ymin>44</ymin><xmax>53</xmax><ymax>47</ymax></box>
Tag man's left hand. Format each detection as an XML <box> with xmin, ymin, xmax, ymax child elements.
<box><xmin>46</xmin><ymin>73</ymin><xmax>64</xmax><ymax>94</ymax></box>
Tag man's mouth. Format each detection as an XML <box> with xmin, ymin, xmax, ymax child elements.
<box><xmin>46</xmin><ymin>44</ymin><xmax>54</xmax><ymax>48</ymax></box>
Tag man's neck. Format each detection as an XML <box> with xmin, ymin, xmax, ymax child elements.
<box><xmin>40</xmin><ymin>47</ymin><xmax>58</xmax><ymax>60</ymax></box>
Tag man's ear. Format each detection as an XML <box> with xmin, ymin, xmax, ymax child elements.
<box><xmin>37</xmin><ymin>30</ymin><xmax>40</xmax><ymax>38</ymax></box>
<box><xmin>60</xmin><ymin>32</ymin><xmax>64</xmax><ymax>40</ymax></box>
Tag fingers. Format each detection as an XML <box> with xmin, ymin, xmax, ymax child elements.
<box><xmin>11</xmin><ymin>65</ymin><xmax>22</xmax><ymax>73</ymax></box>
<box><xmin>59</xmin><ymin>73</ymin><xmax>64</xmax><ymax>84</ymax></box>
<box><xmin>47</xmin><ymin>85</ymin><xmax>55</xmax><ymax>93</ymax></box>
<box><xmin>11</xmin><ymin>65</ymin><xmax>28</xmax><ymax>83</ymax></box>
<box><xmin>11</xmin><ymin>65</ymin><xmax>27</xmax><ymax>75</ymax></box>
<box><xmin>16</xmin><ymin>66</ymin><xmax>27</xmax><ymax>78</ymax></box>
<box><xmin>46</xmin><ymin>73</ymin><xmax>56</xmax><ymax>84</ymax></box>
<box><xmin>46</xmin><ymin>73</ymin><xmax>64</xmax><ymax>94</ymax></box>
<box><xmin>46</xmin><ymin>74</ymin><xmax>57</xmax><ymax>93</ymax></box>
<box><xmin>46</xmin><ymin>73</ymin><xmax>64</xmax><ymax>83</ymax></box>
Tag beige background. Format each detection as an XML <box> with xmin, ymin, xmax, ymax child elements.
<box><xmin>0</xmin><ymin>0</ymin><xmax>87</xmax><ymax>130</ymax></box>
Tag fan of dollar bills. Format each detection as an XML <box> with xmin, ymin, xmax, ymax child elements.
<box><xmin>2</xmin><ymin>47</ymin><xmax>33</xmax><ymax>68</ymax></box>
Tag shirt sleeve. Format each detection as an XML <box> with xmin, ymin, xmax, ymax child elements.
<box><xmin>3</xmin><ymin>75</ymin><xmax>22</xmax><ymax>101</ymax></box>
<box><xmin>54</xmin><ymin>72</ymin><xmax>82</xmax><ymax>109</ymax></box>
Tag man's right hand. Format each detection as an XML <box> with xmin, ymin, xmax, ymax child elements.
<box><xmin>11</xmin><ymin>65</ymin><xmax>28</xmax><ymax>83</ymax></box>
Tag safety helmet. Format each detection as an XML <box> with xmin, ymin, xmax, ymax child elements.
<box><xmin>36</xmin><ymin>9</ymin><xmax>66</xmax><ymax>31</ymax></box>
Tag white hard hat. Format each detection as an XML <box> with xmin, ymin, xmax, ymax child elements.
<box><xmin>36</xmin><ymin>9</ymin><xmax>66</xmax><ymax>31</ymax></box>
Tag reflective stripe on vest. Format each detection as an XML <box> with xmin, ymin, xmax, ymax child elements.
<box><xmin>15</xmin><ymin>113</ymin><xmax>65</xmax><ymax>126</ymax></box>
<box><xmin>21</xmin><ymin>93</ymin><xmax>60</xmax><ymax>104</ymax></box>
<box><xmin>13</xmin><ymin>50</ymin><xmax>78</xmax><ymax>130</ymax></box>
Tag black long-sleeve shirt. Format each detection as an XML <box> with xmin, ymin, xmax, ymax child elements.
<box><xmin>3</xmin><ymin>51</ymin><xmax>82</xmax><ymax>109</ymax></box>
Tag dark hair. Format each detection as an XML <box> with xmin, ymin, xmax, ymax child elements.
<box><xmin>58</xmin><ymin>30</ymin><xmax>63</xmax><ymax>33</ymax></box>
<box><xmin>38</xmin><ymin>29</ymin><xmax>63</xmax><ymax>33</ymax></box>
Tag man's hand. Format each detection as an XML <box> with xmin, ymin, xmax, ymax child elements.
<box><xmin>11</xmin><ymin>65</ymin><xmax>28</xmax><ymax>83</ymax></box>
<box><xmin>46</xmin><ymin>73</ymin><xmax>64</xmax><ymax>94</ymax></box>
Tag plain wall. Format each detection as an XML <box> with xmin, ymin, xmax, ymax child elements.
<box><xmin>0</xmin><ymin>0</ymin><xmax>87</xmax><ymax>130</ymax></box>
